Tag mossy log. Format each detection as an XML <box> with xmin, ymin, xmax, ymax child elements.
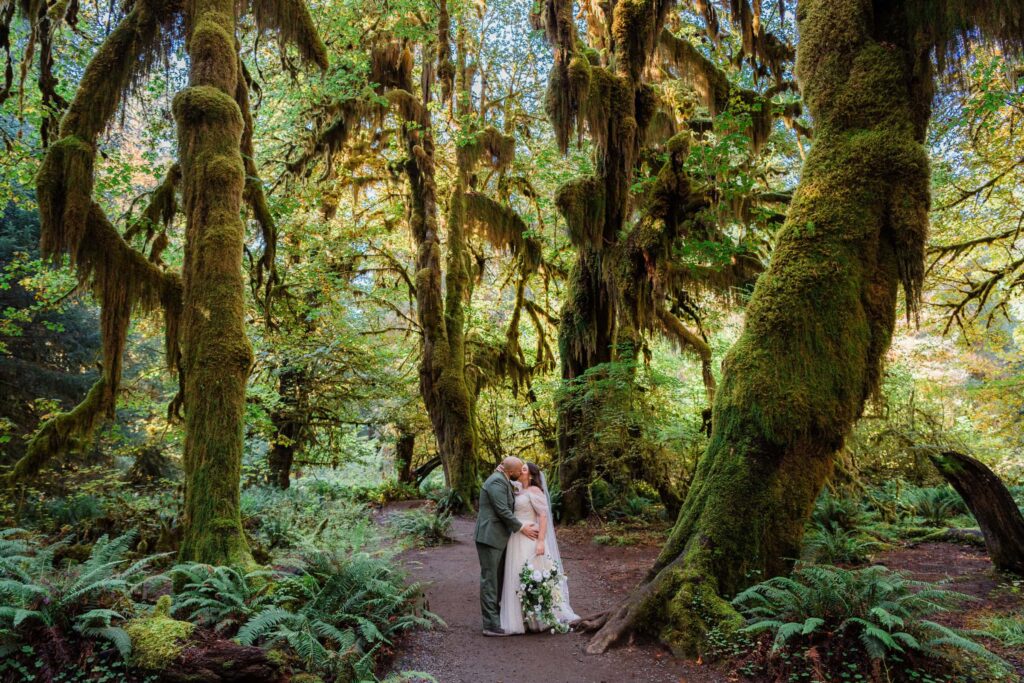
<box><xmin>930</xmin><ymin>450</ymin><xmax>1024</xmax><ymax>574</ymax></box>
<box><xmin>581</xmin><ymin>0</ymin><xmax>934</xmax><ymax>656</ymax></box>
<box><xmin>155</xmin><ymin>634</ymin><xmax>283</xmax><ymax>682</ymax></box>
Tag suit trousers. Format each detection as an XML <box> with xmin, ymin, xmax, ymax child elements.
<box><xmin>476</xmin><ymin>542</ymin><xmax>506</xmax><ymax>630</ymax></box>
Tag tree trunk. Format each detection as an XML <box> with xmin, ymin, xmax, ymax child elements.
<box><xmin>556</xmin><ymin>258</ymin><xmax>616</xmax><ymax>521</ymax></box>
<box><xmin>395</xmin><ymin>430</ymin><xmax>416</xmax><ymax>484</ymax></box>
<box><xmin>931</xmin><ymin>450</ymin><xmax>1024</xmax><ymax>574</ymax></box>
<box><xmin>398</xmin><ymin>92</ymin><xmax>479</xmax><ymax>510</ymax></box>
<box><xmin>267</xmin><ymin>364</ymin><xmax>307</xmax><ymax>489</ymax></box>
<box><xmin>158</xmin><ymin>634</ymin><xmax>283</xmax><ymax>682</ymax></box>
<box><xmin>176</xmin><ymin>0</ymin><xmax>253</xmax><ymax>565</ymax></box>
<box><xmin>584</xmin><ymin>0</ymin><xmax>932</xmax><ymax>655</ymax></box>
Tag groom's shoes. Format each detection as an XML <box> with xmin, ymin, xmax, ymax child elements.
<box><xmin>482</xmin><ymin>627</ymin><xmax>510</xmax><ymax>637</ymax></box>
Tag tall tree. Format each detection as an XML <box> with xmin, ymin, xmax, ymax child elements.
<box><xmin>3</xmin><ymin>0</ymin><xmax>326</xmax><ymax>565</ymax></box>
<box><xmin>581</xmin><ymin>0</ymin><xmax>1024</xmax><ymax>656</ymax></box>
<box><xmin>536</xmin><ymin>0</ymin><xmax>787</xmax><ymax>520</ymax></box>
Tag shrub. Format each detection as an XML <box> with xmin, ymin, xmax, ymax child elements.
<box><xmin>803</xmin><ymin>522</ymin><xmax>883</xmax><ymax>565</ymax></box>
<box><xmin>166</xmin><ymin>550</ymin><xmax>439</xmax><ymax>680</ymax></box>
<box><xmin>811</xmin><ymin>490</ymin><xmax>871</xmax><ymax>532</ymax></box>
<box><xmin>388</xmin><ymin>509</ymin><xmax>453</xmax><ymax>547</ymax></box>
<box><xmin>981</xmin><ymin>612</ymin><xmax>1024</xmax><ymax>648</ymax></box>
<box><xmin>233</xmin><ymin>551</ymin><xmax>438</xmax><ymax>679</ymax></box>
<box><xmin>169</xmin><ymin>564</ymin><xmax>276</xmax><ymax>635</ymax></box>
<box><xmin>900</xmin><ymin>486</ymin><xmax>967</xmax><ymax>527</ymax></box>
<box><xmin>732</xmin><ymin>565</ymin><xmax>1010</xmax><ymax>682</ymax></box>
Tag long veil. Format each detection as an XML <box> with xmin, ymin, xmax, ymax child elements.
<box><xmin>540</xmin><ymin>471</ymin><xmax>579</xmax><ymax>621</ymax></box>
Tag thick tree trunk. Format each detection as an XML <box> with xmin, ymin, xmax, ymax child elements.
<box><xmin>585</xmin><ymin>0</ymin><xmax>932</xmax><ymax>655</ymax></box>
<box><xmin>176</xmin><ymin>0</ymin><xmax>253</xmax><ymax>564</ymax></box>
<box><xmin>931</xmin><ymin>450</ymin><xmax>1024</xmax><ymax>574</ymax></box>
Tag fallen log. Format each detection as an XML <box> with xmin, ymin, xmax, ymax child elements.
<box><xmin>930</xmin><ymin>450</ymin><xmax>1024</xmax><ymax>575</ymax></box>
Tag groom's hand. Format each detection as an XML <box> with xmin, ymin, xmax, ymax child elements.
<box><xmin>521</xmin><ymin>523</ymin><xmax>539</xmax><ymax>540</ymax></box>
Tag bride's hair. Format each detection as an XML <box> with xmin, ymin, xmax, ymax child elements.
<box><xmin>526</xmin><ymin>462</ymin><xmax>542</xmax><ymax>489</ymax></box>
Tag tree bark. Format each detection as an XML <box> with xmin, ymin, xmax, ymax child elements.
<box><xmin>395</xmin><ymin>429</ymin><xmax>416</xmax><ymax>484</ymax></box>
<box><xmin>267</xmin><ymin>364</ymin><xmax>307</xmax><ymax>489</ymax></box>
<box><xmin>176</xmin><ymin>0</ymin><xmax>253</xmax><ymax>564</ymax></box>
<box><xmin>158</xmin><ymin>635</ymin><xmax>283</xmax><ymax>682</ymax></box>
<box><xmin>556</xmin><ymin>259</ymin><xmax>616</xmax><ymax>521</ymax></box>
<box><xmin>930</xmin><ymin>450</ymin><xmax>1024</xmax><ymax>575</ymax></box>
<box><xmin>585</xmin><ymin>0</ymin><xmax>932</xmax><ymax>655</ymax></box>
<box><xmin>398</xmin><ymin>92</ymin><xmax>479</xmax><ymax>509</ymax></box>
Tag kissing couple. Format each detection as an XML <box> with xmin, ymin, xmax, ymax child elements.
<box><xmin>474</xmin><ymin>456</ymin><xmax>578</xmax><ymax>636</ymax></box>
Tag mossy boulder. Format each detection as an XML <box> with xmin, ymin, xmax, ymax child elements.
<box><xmin>126</xmin><ymin>595</ymin><xmax>196</xmax><ymax>670</ymax></box>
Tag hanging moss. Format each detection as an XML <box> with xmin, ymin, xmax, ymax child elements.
<box><xmin>461</xmin><ymin>125</ymin><xmax>515</xmax><ymax>172</ymax></box>
<box><xmin>610</xmin><ymin>0</ymin><xmax>670</xmax><ymax>83</ymax></box>
<box><xmin>371</xmin><ymin>42</ymin><xmax>414</xmax><ymax>92</ymax></box>
<box><xmin>464</xmin><ymin>191</ymin><xmax>541</xmax><ymax>272</ymax></box>
<box><xmin>2</xmin><ymin>379</ymin><xmax>107</xmax><ymax>482</ymax></box>
<box><xmin>59</xmin><ymin>0</ymin><xmax>174</xmax><ymax>142</ymax></box>
<box><xmin>249</xmin><ymin>0</ymin><xmax>328</xmax><ymax>70</ymax></box>
<box><xmin>124</xmin><ymin>163</ymin><xmax>180</xmax><ymax>245</ymax></box>
<box><xmin>555</xmin><ymin>176</ymin><xmax>605</xmax><ymax>250</ymax></box>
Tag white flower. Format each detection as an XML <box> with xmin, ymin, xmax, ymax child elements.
<box><xmin>532</xmin><ymin>570</ymin><xmax>543</xmax><ymax>581</ymax></box>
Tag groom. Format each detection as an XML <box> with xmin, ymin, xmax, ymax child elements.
<box><xmin>475</xmin><ymin>456</ymin><xmax>538</xmax><ymax>636</ymax></box>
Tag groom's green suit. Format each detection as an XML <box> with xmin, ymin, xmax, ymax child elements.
<box><xmin>475</xmin><ymin>470</ymin><xmax>523</xmax><ymax>631</ymax></box>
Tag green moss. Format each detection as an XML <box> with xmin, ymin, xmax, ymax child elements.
<box><xmin>250</xmin><ymin>0</ymin><xmax>328</xmax><ymax>70</ymax></box>
<box><xmin>126</xmin><ymin>596</ymin><xmax>195</xmax><ymax>670</ymax></box>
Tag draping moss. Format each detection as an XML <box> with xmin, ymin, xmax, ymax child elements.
<box><xmin>249</xmin><ymin>0</ymin><xmax>328</xmax><ymax>70</ymax></box>
<box><xmin>464</xmin><ymin>191</ymin><xmax>541</xmax><ymax>272</ymax></box>
<box><xmin>461</xmin><ymin>126</ymin><xmax>515</xmax><ymax>172</ymax></box>
<box><xmin>371</xmin><ymin>42</ymin><xmax>414</xmax><ymax>92</ymax></box>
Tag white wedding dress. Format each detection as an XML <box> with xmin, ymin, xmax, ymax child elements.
<box><xmin>499</xmin><ymin>484</ymin><xmax>579</xmax><ymax>633</ymax></box>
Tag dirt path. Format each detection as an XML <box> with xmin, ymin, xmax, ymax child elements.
<box><xmin>389</xmin><ymin>513</ymin><xmax>725</xmax><ymax>683</ymax></box>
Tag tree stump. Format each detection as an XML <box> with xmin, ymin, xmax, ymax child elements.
<box><xmin>930</xmin><ymin>450</ymin><xmax>1024</xmax><ymax>574</ymax></box>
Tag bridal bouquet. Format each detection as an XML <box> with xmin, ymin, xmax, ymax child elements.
<box><xmin>517</xmin><ymin>558</ymin><xmax>570</xmax><ymax>633</ymax></box>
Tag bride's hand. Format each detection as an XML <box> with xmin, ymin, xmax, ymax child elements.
<box><xmin>534</xmin><ymin>541</ymin><xmax>545</xmax><ymax>556</ymax></box>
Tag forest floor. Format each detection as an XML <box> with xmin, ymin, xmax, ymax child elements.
<box><xmin>386</xmin><ymin>503</ymin><xmax>1024</xmax><ymax>682</ymax></box>
<box><xmin>387</xmin><ymin>505</ymin><xmax>723</xmax><ymax>683</ymax></box>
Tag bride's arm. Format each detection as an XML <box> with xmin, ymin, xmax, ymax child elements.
<box><xmin>530</xmin><ymin>490</ymin><xmax>548</xmax><ymax>556</ymax></box>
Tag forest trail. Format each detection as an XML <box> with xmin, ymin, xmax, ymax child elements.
<box><xmin>390</xmin><ymin>511</ymin><xmax>724</xmax><ymax>683</ymax></box>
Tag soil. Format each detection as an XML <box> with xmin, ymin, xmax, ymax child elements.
<box><xmin>386</xmin><ymin>506</ymin><xmax>1024</xmax><ymax>683</ymax></box>
<box><xmin>875</xmin><ymin>541</ymin><xmax>1024</xmax><ymax>675</ymax></box>
<box><xmin>387</xmin><ymin>510</ymin><xmax>727</xmax><ymax>683</ymax></box>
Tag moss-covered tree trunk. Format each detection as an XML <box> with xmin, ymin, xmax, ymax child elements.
<box><xmin>394</xmin><ymin>82</ymin><xmax>479</xmax><ymax>509</ymax></box>
<box><xmin>176</xmin><ymin>0</ymin><xmax>253</xmax><ymax>564</ymax></box>
<box><xmin>584</xmin><ymin>0</ymin><xmax>931</xmax><ymax>655</ymax></box>
<box><xmin>556</xmin><ymin>259</ymin><xmax>616</xmax><ymax>520</ymax></box>
<box><xmin>395</xmin><ymin>429</ymin><xmax>416</xmax><ymax>484</ymax></box>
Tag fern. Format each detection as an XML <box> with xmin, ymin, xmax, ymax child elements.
<box><xmin>0</xmin><ymin>531</ymin><xmax>161</xmax><ymax>672</ymax></box>
<box><xmin>733</xmin><ymin>565</ymin><xmax>1010</xmax><ymax>679</ymax></box>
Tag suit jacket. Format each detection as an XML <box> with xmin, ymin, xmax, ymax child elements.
<box><xmin>474</xmin><ymin>471</ymin><xmax>523</xmax><ymax>549</ymax></box>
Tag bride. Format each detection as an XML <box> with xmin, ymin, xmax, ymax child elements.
<box><xmin>499</xmin><ymin>462</ymin><xmax>579</xmax><ymax>634</ymax></box>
